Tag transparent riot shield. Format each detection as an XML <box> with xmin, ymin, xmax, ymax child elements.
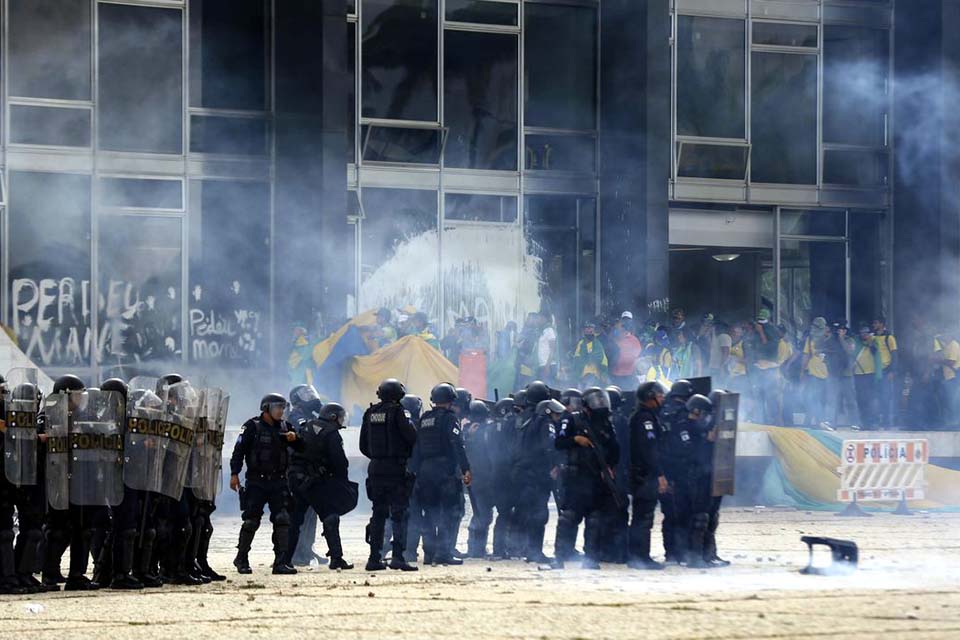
<box><xmin>68</xmin><ymin>389</ymin><xmax>125</xmax><ymax>507</ymax></box>
<box><xmin>3</xmin><ymin>368</ymin><xmax>40</xmax><ymax>486</ymax></box>
<box><xmin>212</xmin><ymin>395</ymin><xmax>230</xmax><ymax>499</ymax></box>
<box><xmin>123</xmin><ymin>388</ymin><xmax>167</xmax><ymax>495</ymax></box>
<box><xmin>189</xmin><ymin>387</ymin><xmax>222</xmax><ymax>501</ymax></box>
<box><xmin>711</xmin><ymin>392</ymin><xmax>740</xmax><ymax>497</ymax></box>
<box><xmin>44</xmin><ymin>394</ymin><xmax>70</xmax><ymax>510</ymax></box>
<box><xmin>128</xmin><ymin>376</ymin><xmax>160</xmax><ymax>396</ymax></box>
<box><xmin>158</xmin><ymin>382</ymin><xmax>200</xmax><ymax>500</ymax></box>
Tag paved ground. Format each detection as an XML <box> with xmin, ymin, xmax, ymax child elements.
<box><xmin>1</xmin><ymin>508</ymin><xmax>959</xmax><ymax>639</ymax></box>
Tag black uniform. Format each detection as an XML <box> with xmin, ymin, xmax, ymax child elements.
<box><xmin>660</xmin><ymin>406</ymin><xmax>711</xmax><ymax>565</ymax></box>
<box><xmin>463</xmin><ymin>418</ymin><xmax>496</xmax><ymax>558</ymax></box>
<box><xmin>657</xmin><ymin>395</ymin><xmax>686</xmax><ymax>562</ymax></box>
<box><xmin>285</xmin><ymin>417</ymin><xmax>354</xmax><ymax>566</ymax></box>
<box><xmin>230</xmin><ymin>415</ymin><xmax>299</xmax><ymax>568</ymax></box>
<box><xmin>489</xmin><ymin>408</ymin><xmax>522</xmax><ymax>558</ymax></box>
<box><xmin>287</xmin><ymin>405</ymin><xmax>320</xmax><ymax>566</ymax></box>
<box><xmin>554</xmin><ymin>412</ymin><xmax>620</xmax><ymax>564</ymax></box>
<box><xmin>512</xmin><ymin>411</ymin><xmax>556</xmax><ymax>561</ymax></box>
<box><xmin>360</xmin><ymin>401</ymin><xmax>417</xmax><ymax>564</ymax></box>
<box><xmin>628</xmin><ymin>406</ymin><xmax>663</xmax><ymax>564</ymax></box>
<box><xmin>411</xmin><ymin>407</ymin><xmax>469</xmax><ymax>563</ymax></box>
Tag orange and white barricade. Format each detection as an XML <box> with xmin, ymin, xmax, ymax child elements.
<box><xmin>837</xmin><ymin>439</ymin><xmax>928</xmax><ymax>503</ymax></box>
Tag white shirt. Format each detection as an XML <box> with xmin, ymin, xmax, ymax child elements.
<box><xmin>538</xmin><ymin>327</ymin><xmax>557</xmax><ymax>367</ymax></box>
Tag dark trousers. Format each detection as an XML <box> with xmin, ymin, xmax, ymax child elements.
<box><xmin>629</xmin><ymin>476</ymin><xmax>659</xmax><ymax>562</ymax></box>
<box><xmin>671</xmin><ymin>467</ymin><xmax>712</xmax><ymax>563</ymax></box>
<box><xmin>554</xmin><ymin>472</ymin><xmax>615</xmax><ymax>562</ymax></box>
<box><xmin>287</xmin><ymin>477</ymin><xmax>345</xmax><ymax>564</ymax></box>
<box><xmin>237</xmin><ymin>479</ymin><xmax>290</xmax><ymax>562</ymax></box>
<box><xmin>416</xmin><ymin>462</ymin><xmax>463</xmax><ymax>561</ymax></box>
<box><xmin>366</xmin><ymin>473</ymin><xmax>414</xmax><ymax>561</ymax></box>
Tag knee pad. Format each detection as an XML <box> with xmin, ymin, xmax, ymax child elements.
<box><xmin>0</xmin><ymin>529</ymin><xmax>14</xmax><ymax>545</ymax></box>
<box><xmin>640</xmin><ymin>511</ymin><xmax>655</xmax><ymax>530</ymax></box>
<box><xmin>141</xmin><ymin>527</ymin><xmax>157</xmax><ymax>547</ymax></box>
<box><xmin>692</xmin><ymin>513</ymin><xmax>709</xmax><ymax>531</ymax></box>
<box><xmin>22</xmin><ymin>529</ymin><xmax>43</xmax><ymax>546</ymax></box>
<box><xmin>241</xmin><ymin>518</ymin><xmax>261</xmax><ymax>534</ymax></box>
<box><xmin>558</xmin><ymin>509</ymin><xmax>580</xmax><ymax>528</ymax></box>
<box><xmin>273</xmin><ymin>511</ymin><xmax>291</xmax><ymax>528</ymax></box>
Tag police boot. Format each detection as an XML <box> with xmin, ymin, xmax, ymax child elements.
<box><xmin>234</xmin><ymin>520</ymin><xmax>258</xmax><ymax>574</ymax></box>
<box><xmin>318</xmin><ymin>516</ymin><xmax>351</xmax><ymax>570</ymax></box>
<box><xmin>135</xmin><ymin>528</ymin><xmax>163</xmax><ymax>588</ymax></box>
<box><xmin>64</xmin><ymin>529</ymin><xmax>100</xmax><ymax>591</ymax></box>
<box><xmin>41</xmin><ymin>528</ymin><xmax>69</xmax><ymax>589</ymax></box>
<box><xmin>364</xmin><ymin>520</ymin><xmax>387</xmax><ymax>570</ymax></box>
<box><xmin>467</xmin><ymin>529</ymin><xmax>487</xmax><ymax>559</ymax></box>
<box><xmin>197</xmin><ymin>520</ymin><xmax>226</xmax><ymax>581</ymax></box>
<box><xmin>0</xmin><ymin>531</ymin><xmax>27</xmax><ymax>595</ymax></box>
<box><xmin>703</xmin><ymin>511</ymin><xmax>730</xmax><ymax>567</ymax></box>
<box><xmin>389</xmin><ymin>525</ymin><xmax>418</xmax><ymax>572</ymax></box>
<box><xmin>553</xmin><ymin>510</ymin><xmax>579</xmax><ymax>564</ymax></box>
<box><xmin>187</xmin><ymin>515</ymin><xmax>209</xmax><ymax>583</ymax></box>
<box><xmin>110</xmin><ymin>530</ymin><xmax>143</xmax><ymax>590</ymax></box>
<box><xmin>685</xmin><ymin>513</ymin><xmax>709</xmax><ymax>569</ymax></box>
<box><xmin>271</xmin><ymin>516</ymin><xmax>296</xmax><ymax>575</ymax></box>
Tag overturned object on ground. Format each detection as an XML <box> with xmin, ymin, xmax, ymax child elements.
<box><xmin>799</xmin><ymin>536</ymin><xmax>858</xmax><ymax>575</ymax></box>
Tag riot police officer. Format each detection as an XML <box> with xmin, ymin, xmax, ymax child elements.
<box><xmin>464</xmin><ymin>400</ymin><xmax>496</xmax><ymax>558</ymax></box>
<box><xmin>398</xmin><ymin>394</ymin><xmax>423</xmax><ymax>563</ymax></box>
<box><xmin>553</xmin><ymin>388</ymin><xmax>620</xmax><ymax>570</ymax></box>
<box><xmin>285</xmin><ymin>403</ymin><xmax>355</xmax><ymax>570</ymax></box>
<box><xmin>361</xmin><ymin>379</ymin><xmax>418</xmax><ymax>571</ymax></box>
<box><xmin>658</xmin><ymin>379</ymin><xmax>695</xmax><ymax>564</ymax></box>
<box><xmin>488</xmin><ymin>397</ymin><xmax>516</xmax><ymax>560</ymax></box>
<box><xmin>601</xmin><ymin>386</ymin><xmax>630</xmax><ymax>563</ymax></box>
<box><xmin>512</xmin><ymin>387</ymin><xmax>559</xmax><ymax>565</ymax></box>
<box><xmin>628</xmin><ymin>382</ymin><xmax>668</xmax><ymax>570</ymax></box>
<box><xmin>703</xmin><ymin>390</ymin><xmax>731</xmax><ymax>568</ymax></box>
<box><xmin>412</xmin><ymin>383</ymin><xmax>471</xmax><ymax>566</ymax></box>
<box><xmin>0</xmin><ymin>374</ymin><xmax>25</xmax><ymax>594</ymax></box>
<box><xmin>287</xmin><ymin>385</ymin><xmax>325</xmax><ymax>567</ymax></box>
<box><xmin>679</xmin><ymin>394</ymin><xmax>715</xmax><ymax>569</ymax></box>
<box><xmin>229</xmin><ymin>393</ymin><xmax>299</xmax><ymax>575</ymax></box>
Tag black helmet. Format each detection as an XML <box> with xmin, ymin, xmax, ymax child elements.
<box><xmin>493</xmin><ymin>398</ymin><xmax>515</xmax><ymax>418</ymax></box>
<box><xmin>377</xmin><ymin>378</ymin><xmax>406</xmax><ymax>403</ymax></box>
<box><xmin>156</xmin><ymin>373</ymin><xmax>184</xmax><ymax>395</ymax></box>
<box><xmin>289</xmin><ymin>384</ymin><xmax>321</xmax><ymax>408</ymax></box>
<box><xmin>455</xmin><ymin>388</ymin><xmax>473</xmax><ymax>412</ymax></box>
<box><xmin>560</xmin><ymin>388</ymin><xmax>583</xmax><ymax>411</ymax></box>
<box><xmin>11</xmin><ymin>382</ymin><xmax>38</xmax><ymax>402</ymax></box>
<box><xmin>669</xmin><ymin>379</ymin><xmax>695</xmax><ymax>400</ymax></box>
<box><xmin>512</xmin><ymin>389</ymin><xmax>528</xmax><ymax>409</ymax></box>
<box><xmin>260</xmin><ymin>392</ymin><xmax>288</xmax><ymax>412</ymax></box>
<box><xmin>525</xmin><ymin>381</ymin><xmax>550</xmax><ymax>405</ymax></box>
<box><xmin>686</xmin><ymin>394</ymin><xmax>713</xmax><ymax>415</ymax></box>
<box><xmin>319</xmin><ymin>402</ymin><xmax>347</xmax><ymax>426</ymax></box>
<box><xmin>605</xmin><ymin>386</ymin><xmax>623</xmax><ymax>410</ymax></box>
<box><xmin>582</xmin><ymin>387</ymin><xmax>612</xmax><ymax>412</ymax></box>
<box><xmin>469</xmin><ymin>400</ymin><xmax>490</xmax><ymax>422</ymax></box>
<box><xmin>430</xmin><ymin>383</ymin><xmax>458</xmax><ymax>405</ymax></box>
<box><xmin>536</xmin><ymin>399</ymin><xmax>565</xmax><ymax>416</ymax></box>
<box><xmin>101</xmin><ymin>378</ymin><xmax>128</xmax><ymax>401</ymax></box>
<box><xmin>636</xmin><ymin>381</ymin><xmax>667</xmax><ymax>403</ymax></box>
<box><xmin>401</xmin><ymin>395</ymin><xmax>423</xmax><ymax>421</ymax></box>
<box><xmin>708</xmin><ymin>389</ymin><xmax>726</xmax><ymax>407</ymax></box>
<box><xmin>53</xmin><ymin>374</ymin><xmax>85</xmax><ymax>394</ymax></box>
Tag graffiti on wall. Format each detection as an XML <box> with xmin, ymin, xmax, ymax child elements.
<box><xmin>188</xmin><ymin>283</ymin><xmax>264</xmax><ymax>365</ymax></box>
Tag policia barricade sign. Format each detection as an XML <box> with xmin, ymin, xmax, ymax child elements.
<box><xmin>836</xmin><ymin>438</ymin><xmax>928</xmax><ymax>516</ymax></box>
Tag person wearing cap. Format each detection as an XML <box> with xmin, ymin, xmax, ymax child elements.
<box><xmin>828</xmin><ymin>322</ymin><xmax>861</xmax><ymax>427</ymax></box>
<box><xmin>610</xmin><ymin>312</ymin><xmax>643</xmax><ymax>389</ymax></box>
<box><xmin>572</xmin><ymin>322</ymin><xmax>609</xmax><ymax>386</ymax></box>
<box><xmin>748</xmin><ymin>309</ymin><xmax>783</xmax><ymax>424</ymax></box>
<box><xmin>871</xmin><ymin>317</ymin><xmax>898</xmax><ymax>427</ymax></box>
<box><xmin>697</xmin><ymin>314</ymin><xmax>732</xmax><ymax>382</ymax></box>
<box><xmin>801</xmin><ymin>317</ymin><xmax>835</xmax><ymax>428</ymax></box>
<box><xmin>853</xmin><ymin>324</ymin><xmax>882</xmax><ymax>428</ymax></box>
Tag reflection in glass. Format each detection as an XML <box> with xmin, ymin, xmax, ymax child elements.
<box><xmin>751</xmin><ymin>52</ymin><xmax>817</xmax><ymax>184</ymax></box>
<box><xmin>362</xmin><ymin>0</ymin><xmax>438</xmax><ymax>121</ymax></box>
<box><xmin>445</xmin><ymin>0</ymin><xmax>518</xmax><ymax>25</ymax></box>
<box><xmin>444</xmin><ymin>30</ymin><xmax>518</xmax><ymax>170</ymax></box>
<box><xmin>677</xmin><ymin>143</ymin><xmax>748</xmax><ymax>180</ymax></box>
<box><xmin>824</xmin><ymin>26</ymin><xmax>888</xmax><ymax>147</ymax></box>
<box><xmin>99</xmin><ymin>216</ymin><xmax>182</xmax><ymax>363</ymax></box>
<box><xmin>362</xmin><ymin>125</ymin><xmax>442</xmax><ymax>164</ymax></box>
<box><xmin>524</xmin><ymin>4</ymin><xmax>596</xmax><ymax>130</ymax></box>
<box><xmin>189</xmin><ymin>0</ymin><xmax>267</xmax><ymax>110</ymax></box>
<box><xmin>99</xmin><ymin>4</ymin><xmax>183</xmax><ymax>153</ymax></box>
<box><xmin>780</xmin><ymin>210</ymin><xmax>846</xmax><ymax>237</ymax></box>
<box><xmin>525</xmin><ymin>134</ymin><xmax>595</xmax><ymax>172</ymax></box>
<box><xmin>8</xmin><ymin>172</ymin><xmax>92</xmax><ymax>367</ymax></box>
<box><xmin>752</xmin><ymin>21</ymin><xmax>818</xmax><ymax>48</ymax></box>
<box><xmin>778</xmin><ymin>239</ymin><xmax>846</xmax><ymax>330</ymax></box>
<box><xmin>823</xmin><ymin>149</ymin><xmax>888</xmax><ymax>187</ymax></box>
<box><xmin>445</xmin><ymin>194</ymin><xmax>517</xmax><ymax>223</ymax></box>
<box><xmin>677</xmin><ymin>16</ymin><xmax>745</xmax><ymax>138</ymax></box>
<box><xmin>9</xmin><ymin>0</ymin><xmax>91</xmax><ymax>100</ymax></box>
<box><xmin>10</xmin><ymin>106</ymin><xmax>91</xmax><ymax>147</ymax></box>
<box><xmin>190</xmin><ymin>115</ymin><xmax>269</xmax><ymax>155</ymax></box>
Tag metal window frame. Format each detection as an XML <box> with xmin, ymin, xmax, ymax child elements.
<box><xmin>6</xmin><ymin>100</ymin><xmax>95</xmax><ymax>150</ymax></box>
<box><xmin>97</xmin><ymin>173</ymin><xmax>186</xmax><ymax>212</ymax></box>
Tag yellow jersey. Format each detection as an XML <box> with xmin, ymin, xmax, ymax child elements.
<box><xmin>803</xmin><ymin>337</ymin><xmax>829</xmax><ymax>380</ymax></box>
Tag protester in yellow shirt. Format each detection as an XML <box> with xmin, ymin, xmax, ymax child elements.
<box><xmin>853</xmin><ymin>324</ymin><xmax>883</xmax><ymax>428</ymax></box>
<box><xmin>934</xmin><ymin>332</ymin><xmax>960</xmax><ymax>427</ymax></box>
<box><xmin>871</xmin><ymin>317</ymin><xmax>898</xmax><ymax>427</ymax></box>
<box><xmin>801</xmin><ymin>317</ymin><xmax>833</xmax><ymax>427</ymax></box>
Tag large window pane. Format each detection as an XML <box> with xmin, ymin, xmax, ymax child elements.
<box><xmin>752</xmin><ymin>22</ymin><xmax>817</xmax><ymax>48</ymax></box>
<box><xmin>189</xmin><ymin>180</ymin><xmax>270</xmax><ymax>366</ymax></box>
<box><xmin>361</xmin><ymin>0</ymin><xmax>438</xmax><ymax>121</ymax></box>
<box><xmin>751</xmin><ymin>52</ymin><xmax>817</xmax><ymax>184</ymax></box>
<box><xmin>189</xmin><ymin>0</ymin><xmax>267</xmax><ymax>110</ymax></box>
<box><xmin>9</xmin><ymin>0</ymin><xmax>91</xmax><ymax>100</ymax></box>
<box><xmin>445</xmin><ymin>0</ymin><xmax>518</xmax><ymax>26</ymax></box>
<box><xmin>824</xmin><ymin>26</ymin><xmax>889</xmax><ymax>147</ymax></box>
<box><xmin>823</xmin><ymin>149</ymin><xmax>888</xmax><ymax>187</ymax></box>
<box><xmin>99</xmin><ymin>4</ymin><xmax>183</xmax><ymax>154</ymax></box>
<box><xmin>444</xmin><ymin>30</ymin><xmax>518</xmax><ymax>170</ymax></box>
<box><xmin>677</xmin><ymin>143</ymin><xmax>748</xmax><ymax>180</ymax></box>
<box><xmin>7</xmin><ymin>172</ymin><xmax>91</xmax><ymax>368</ymax></box>
<box><xmin>100</xmin><ymin>178</ymin><xmax>183</xmax><ymax>210</ymax></box>
<box><xmin>359</xmin><ymin>189</ymin><xmax>438</xmax><ymax>317</ymax></box>
<box><xmin>445</xmin><ymin>194</ymin><xmax>517</xmax><ymax>223</ymax></box>
<box><xmin>190</xmin><ymin>115</ymin><xmax>269</xmax><ymax>155</ymax></box>
<box><xmin>361</xmin><ymin>125</ymin><xmax>442</xmax><ymax>163</ymax></box>
<box><xmin>10</xmin><ymin>105</ymin><xmax>91</xmax><ymax>147</ymax></box>
<box><xmin>525</xmin><ymin>133</ymin><xmax>595</xmax><ymax>172</ymax></box>
<box><xmin>677</xmin><ymin>16</ymin><xmax>745</xmax><ymax>138</ymax></box>
<box><xmin>99</xmin><ymin>216</ymin><xmax>182</xmax><ymax>364</ymax></box>
<box><xmin>525</xmin><ymin>4</ymin><xmax>596</xmax><ymax>130</ymax></box>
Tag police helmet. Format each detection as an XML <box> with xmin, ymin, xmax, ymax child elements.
<box><xmin>377</xmin><ymin>379</ymin><xmax>406</xmax><ymax>403</ymax></box>
<box><xmin>11</xmin><ymin>382</ymin><xmax>38</xmax><ymax>402</ymax></box>
<box><xmin>512</xmin><ymin>389</ymin><xmax>527</xmax><ymax>409</ymax></box>
<box><xmin>53</xmin><ymin>374</ymin><xmax>85</xmax><ymax>394</ymax></box>
<box><xmin>469</xmin><ymin>400</ymin><xmax>490</xmax><ymax>422</ymax></box>
<box><xmin>525</xmin><ymin>381</ymin><xmax>551</xmax><ymax>405</ymax></box>
<box><xmin>536</xmin><ymin>399</ymin><xmax>566</xmax><ymax>417</ymax></box>
<box><xmin>636</xmin><ymin>381</ymin><xmax>668</xmax><ymax>404</ymax></box>
<box><xmin>401</xmin><ymin>395</ymin><xmax>423</xmax><ymax>421</ymax></box>
<box><xmin>560</xmin><ymin>388</ymin><xmax>583</xmax><ymax>411</ymax></box>
<box><xmin>669</xmin><ymin>379</ymin><xmax>695</xmax><ymax>400</ymax></box>
<box><xmin>708</xmin><ymin>389</ymin><xmax>726</xmax><ymax>407</ymax></box>
<box><xmin>289</xmin><ymin>384</ymin><xmax>321</xmax><ymax>408</ymax></box>
<box><xmin>430</xmin><ymin>383</ymin><xmax>458</xmax><ymax>405</ymax></box>
<box><xmin>582</xmin><ymin>387</ymin><xmax>612</xmax><ymax>412</ymax></box>
<box><xmin>260</xmin><ymin>392</ymin><xmax>288</xmax><ymax>412</ymax></box>
<box><xmin>605</xmin><ymin>386</ymin><xmax>623</xmax><ymax>411</ymax></box>
<box><xmin>685</xmin><ymin>394</ymin><xmax>714</xmax><ymax>415</ymax></box>
<box><xmin>319</xmin><ymin>402</ymin><xmax>347</xmax><ymax>426</ymax></box>
<box><xmin>101</xmin><ymin>378</ymin><xmax>128</xmax><ymax>401</ymax></box>
<box><xmin>493</xmin><ymin>398</ymin><xmax>515</xmax><ymax>418</ymax></box>
<box><xmin>455</xmin><ymin>388</ymin><xmax>473</xmax><ymax>411</ymax></box>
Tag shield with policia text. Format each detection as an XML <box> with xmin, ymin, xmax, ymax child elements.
<box><xmin>68</xmin><ymin>389</ymin><xmax>125</xmax><ymax>507</ymax></box>
<box><xmin>3</xmin><ymin>367</ymin><xmax>40</xmax><ymax>487</ymax></box>
<box><xmin>711</xmin><ymin>391</ymin><xmax>739</xmax><ymax>497</ymax></box>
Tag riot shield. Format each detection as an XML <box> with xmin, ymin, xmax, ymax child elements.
<box><xmin>123</xmin><ymin>388</ymin><xmax>167</xmax><ymax>495</ymax></box>
<box><xmin>711</xmin><ymin>392</ymin><xmax>739</xmax><ymax>497</ymax></box>
<box><xmin>68</xmin><ymin>389</ymin><xmax>125</xmax><ymax>507</ymax></box>
<box><xmin>128</xmin><ymin>376</ymin><xmax>160</xmax><ymax>395</ymax></box>
<box><xmin>44</xmin><ymin>394</ymin><xmax>70</xmax><ymax>510</ymax></box>
<box><xmin>158</xmin><ymin>382</ymin><xmax>200</xmax><ymax>500</ymax></box>
<box><xmin>3</xmin><ymin>368</ymin><xmax>40</xmax><ymax>486</ymax></box>
<box><xmin>190</xmin><ymin>387</ymin><xmax>222</xmax><ymax>501</ymax></box>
